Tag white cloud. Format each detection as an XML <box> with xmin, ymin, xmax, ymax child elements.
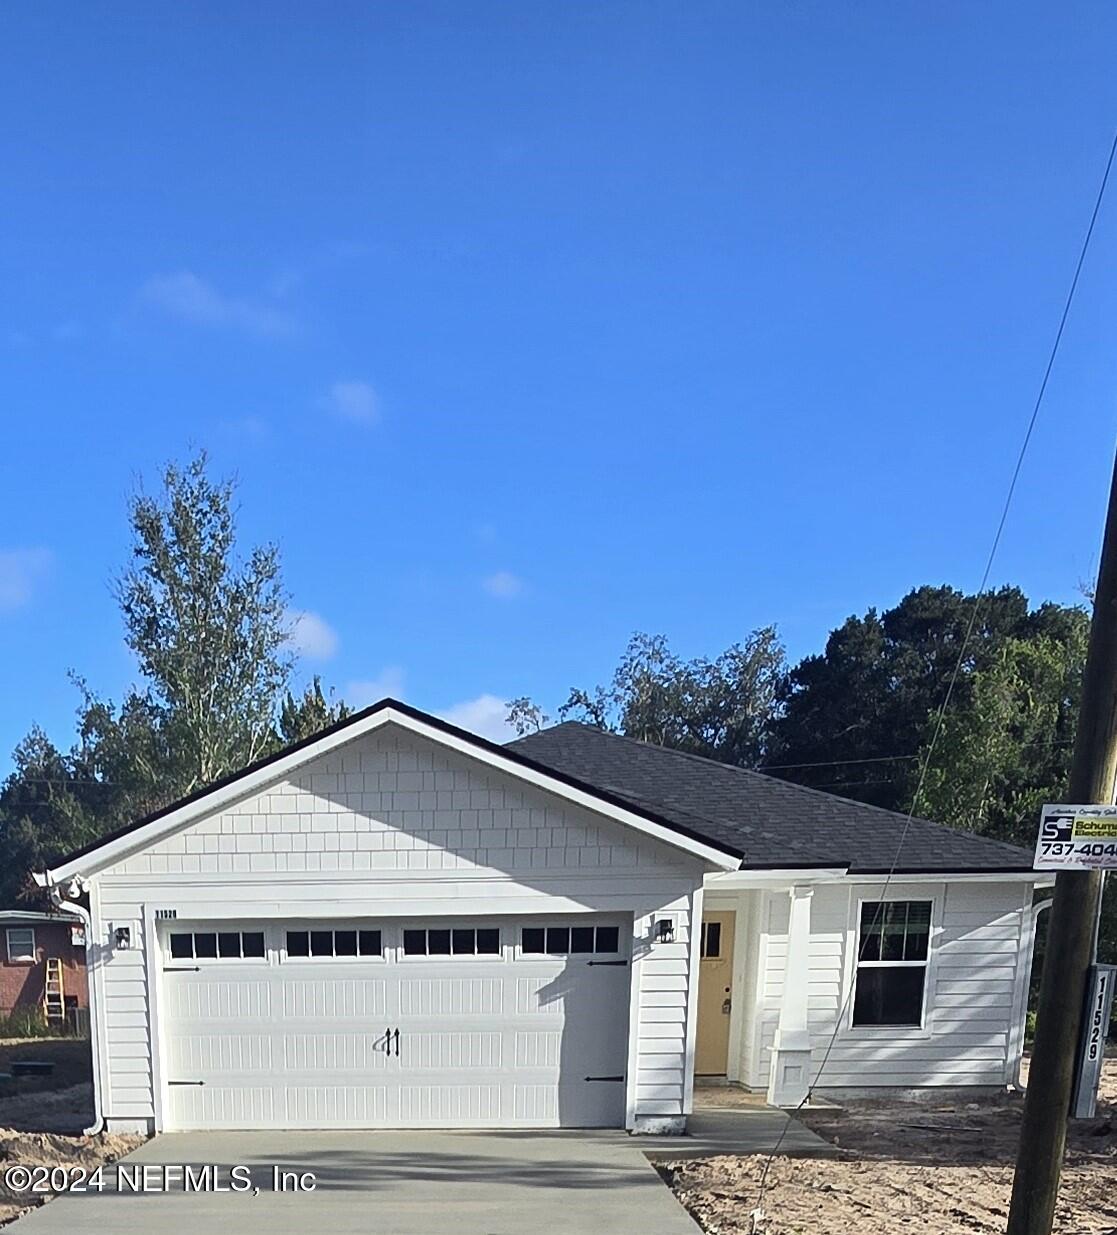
<box><xmin>345</xmin><ymin>667</ymin><xmax>407</xmax><ymax>709</ymax></box>
<box><xmin>483</xmin><ymin>570</ymin><xmax>523</xmax><ymax>599</ymax></box>
<box><xmin>141</xmin><ymin>272</ymin><xmax>297</xmax><ymax>339</ymax></box>
<box><xmin>438</xmin><ymin>693</ymin><xmax>515</xmax><ymax>744</ymax></box>
<box><xmin>0</xmin><ymin>548</ymin><xmax>52</xmax><ymax>611</ymax></box>
<box><xmin>285</xmin><ymin>610</ymin><xmax>340</xmax><ymax>660</ymax></box>
<box><xmin>221</xmin><ymin>415</ymin><xmax>271</xmax><ymax>442</ymax></box>
<box><xmin>321</xmin><ymin>379</ymin><xmax>379</xmax><ymax>425</ymax></box>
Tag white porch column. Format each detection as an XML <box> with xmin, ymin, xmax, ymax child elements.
<box><xmin>766</xmin><ymin>885</ymin><xmax>813</xmax><ymax>1107</ymax></box>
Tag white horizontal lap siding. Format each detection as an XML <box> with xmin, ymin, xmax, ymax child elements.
<box><xmin>762</xmin><ymin>882</ymin><xmax>1030</xmax><ymax>1090</ymax></box>
<box><xmin>633</xmin><ymin>897</ymin><xmax>692</xmax><ymax>1117</ymax></box>
<box><xmin>92</xmin><ymin>887</ymin><xmax>155</xmax><ymax>1121</ymax></box>
<box><xmin>89</xmin><ymin>724</ymin><xmax>705</xmax><ymax>1127</ymax></box>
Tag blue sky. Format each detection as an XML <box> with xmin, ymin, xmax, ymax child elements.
<box><xmin>2</xmin><ymin>3</ymin><xmax>1117</xmax><ymax>766</ymax></box>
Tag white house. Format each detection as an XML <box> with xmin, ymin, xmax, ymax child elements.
<box><xmin>36</xmin><ymin>700</ymin><xmax>1048</xmax><ymax>1136</ymax></box>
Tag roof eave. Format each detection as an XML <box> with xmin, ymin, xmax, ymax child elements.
<box><xmin>41</xmin><ymin>701</ymin><xmax>741</xmax><ymax>883</ymax></box>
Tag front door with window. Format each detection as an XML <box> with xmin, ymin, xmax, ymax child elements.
<box><xmin>695</xmin><ymin>911</ymin><xmax>735</xmax><ymax>1075</ymax></box>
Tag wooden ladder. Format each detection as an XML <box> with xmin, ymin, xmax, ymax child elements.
<box><xmin>43</xmin><ymin>957</ymin><xmax>65</xmax><ymax>1028</ymax></box>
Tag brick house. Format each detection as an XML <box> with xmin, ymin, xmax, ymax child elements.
<box><xmin>0</xmin><ymin>910</ymin><xmax>88</xmax><ymax>1021</ymax></box>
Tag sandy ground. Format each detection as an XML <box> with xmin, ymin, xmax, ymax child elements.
<box><xmin>0</xmin><ymin>1040</ymin><xmax>143</xmax><ymax>1228</ymax></box>
<box><xmin>0</xmin><ymin>1038</ymin><xmax>91</xmax><ymax>1102</ymax></box>
<box><xmin>665</xmin><ymin>1061</ymin><xmax>1117</xmax><ymax>1235</ymax></box>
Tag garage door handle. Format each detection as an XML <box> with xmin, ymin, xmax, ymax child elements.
<box><xmin>393</xmin><ymin>1027</ymin><xmax>400</xmax><ymax>1057</ymax></box>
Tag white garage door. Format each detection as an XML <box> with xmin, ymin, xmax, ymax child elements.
<box><xmin>159</xmin><ymin>917</ymin><xmax>631</xmax><ymax>1130</ymax></box>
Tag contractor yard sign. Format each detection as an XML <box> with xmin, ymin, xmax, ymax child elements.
<box><xmin>1034</xmin><ymin>804</ymin><xmax>1117</xmax><ymax>870</ymax></box>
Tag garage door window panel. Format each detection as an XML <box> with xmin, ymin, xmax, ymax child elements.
<box><xmin>520</xmin><ymin>925</ymin><xmax>621</xmax><ymax>956</ymax></box>
<box><xmin>284</xmin><ymin>927</ymin><xmax>382</xmax><ymax>960</ymax></box>
<box><xmin>404</xmin><ymin>927</ymin><xmax>501</xmax><ymax>957</ymax></box>
<box><xmin>168</xmin><ymin>930</ymin><xmax>265</xmax><ymax>961</ymax></box>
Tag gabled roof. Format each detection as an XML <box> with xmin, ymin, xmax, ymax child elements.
<box><xmin>39</xmin><ymin>700</ymin><xmax>740</xmax><ymax>883</ymax></box>
<box><xmin>505</xmin><ymin>723</ymin><xmax>1037</xmax><ymax>874</ymax></box>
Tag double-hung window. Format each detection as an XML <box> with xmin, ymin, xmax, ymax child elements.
<box><xmin>852</xmin><ymin>900</ymin><xmax>931</xmax><ymax>1027</ymax></box>
<box><xmin>6</xmin><ymin>928</ymin><xmax>35</xmax><ymax>963</ymax></box>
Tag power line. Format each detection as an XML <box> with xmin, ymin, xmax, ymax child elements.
<box><xmin>756</xmin><ymin>753</ymin><xmax>920</xmax><ymax>771</ymax></box>
<box><xmin>750</xmin><ymin>122</ymin><xmax>1117</xmax><ymax>1223</ymax></box>
<box><xmin>757</xmin><ymin>735</ymin><xmax>1077</xmax><ymax>774</ymax></box>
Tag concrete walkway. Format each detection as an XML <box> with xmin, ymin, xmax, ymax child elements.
<box><xmin>637</xmin><ymin>1108</ymin><xmax>837</xmax><ymax>1160</ymax></box>
<box><xmin>9</xmin><ymin>1129</ymin><xmax>701</xmax><ymax>1235</ymax></box>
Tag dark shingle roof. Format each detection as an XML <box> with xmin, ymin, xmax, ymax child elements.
<box><xmin>505</xmin><ymin>723</ymin><xmax>1035</xmax><ymax>874</ymax></box>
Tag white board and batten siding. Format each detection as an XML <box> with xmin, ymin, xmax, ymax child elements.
<box><xmin>87</xmin><ymin>723</ymin><xmax>706</xmax><ymax>1132</ymax></box>
<box><xmin>752</xmin><ymin>880</ymin><xmax>1033</xmax><ymax>1092</ymax></box>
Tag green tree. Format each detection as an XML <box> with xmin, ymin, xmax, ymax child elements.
<box><xmin>769</xmin><ymin>586</ymin><xmax>1068</xmax><ymax>810</ymax></box>
<box><xmin>278</xmin><ymin>677</ymin><xmax>351</xmax><ymax>745</ymax></box>
<box><xmin>517</xmin><ymin>628</ymin><xmax>787</xmax><ymax>766</ymax></box>
<box><xmin>506</xmin><ymin>697</ymin><xmax>550</xmax><ymax>736</ymax></box>
<box><xmin>918</xmin><ymin>623</ymin><xmax>1087</xmax><ymax>845</ymax></box>
<box><xmin>0</xmin><ymin>730</ymin><xmax>105</xmax><ymax>903</ymax></box>
<box><xmin>117</xmin><ymin>452</ymin><xmax>291</xmax><ymax>792</ymax></box>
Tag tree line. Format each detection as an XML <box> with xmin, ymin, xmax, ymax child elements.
<box><xmin>2</xmin><ymin>451</ymin><xmax>1102</xmax><ymax>955</ymax></box>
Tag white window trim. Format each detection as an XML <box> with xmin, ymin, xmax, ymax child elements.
<box><xmin>6</xmin><ymin>927</ymin><xmax>36</xmax><ymax>964</ymax></box>
<box><xmin>844</xmin><ymin>893</ymin><xmax>940</xmax><ymax>1039</ymax></box>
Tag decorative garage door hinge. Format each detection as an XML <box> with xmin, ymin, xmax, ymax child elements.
<box><xmin>167</xmin><ymin>1080</ymin><xmax>205</xmax><ymax>1086</ymax></box>
<box><xmin>584</xmin><ymin>1075</ymin><xmax>626</xmax><ymax>1082</ymax></box>
<box><xmin>587</xmin><ymin>959</ymin><xmax>628</xmax><ymax>967</ymax></box>
<box><xmin>163</xmin><ymin>966</ymin><xmax>200</xmax><ymax>972</ymax></box>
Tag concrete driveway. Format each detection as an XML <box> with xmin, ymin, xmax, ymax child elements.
<box><xmin>9</xmin><ymin>1130</ymin><xmax>699</xmax><ymax>1235</ymax></box>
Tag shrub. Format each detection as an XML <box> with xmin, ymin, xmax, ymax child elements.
<box><xmin>0</xmin><ymin>1007</ymin><xmax>54</xmax><ymax>1038</ymax></box>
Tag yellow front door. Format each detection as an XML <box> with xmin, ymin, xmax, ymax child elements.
<box><xmin>695</xmin><ymin>911</ymin><xmax>735</xmax><ymax>1075</ymax></box>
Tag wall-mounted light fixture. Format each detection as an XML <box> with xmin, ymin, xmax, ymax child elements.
<box><xmin>113</xmin><ymin>925</ymin><xmax>132</xmax><ymax>950</ymax></box>
<box><xmin>654</xmin><ymin>917</ymin><xmax>676</xmax><ymax>944</ymax></box>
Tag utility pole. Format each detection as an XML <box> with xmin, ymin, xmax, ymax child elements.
<box><xmin>1006</xmin><ymin>449</ymin><xmax>1117</xmax><ymax>1235</ymax></box>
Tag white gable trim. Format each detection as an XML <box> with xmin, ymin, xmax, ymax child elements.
<box><xmin>38</xmin><ymin>705</ymin><xmax>740</xmax><ymax>884</ymax></box>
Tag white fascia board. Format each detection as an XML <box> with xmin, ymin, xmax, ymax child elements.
<box><xmin>42</xmin><ymin>707</ymin><xmax>739</xmax><ymax>883</ymax></box>
<box><xmin>849</xmin><ymin>871</ymin><xmax>1052</xmax><ymax>885</ymax></box>
<box><xmin>705</xmin><ymin>868</ymin><xmax>1051</xmax><ymax>891</ymax></box>
<box><xmin>705</xmin><ymin>869</ymin><xmax>849</xmax><ymax>889</ymax></box>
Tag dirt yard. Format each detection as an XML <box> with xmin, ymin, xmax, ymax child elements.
<box><xmin>0</xmin><ymin>1038</ymin><xmax>142</xmax><ymax>1228</ymax></box>
<box><xmin>0</xmin><ymin>1037</ymin><xmax>91</xmax><ymax>1099</ymax></box>
<box><xmin>666</xmin><ymin>1061</ymin><xmax>1117</xmax><ymax>1235</ymax></box>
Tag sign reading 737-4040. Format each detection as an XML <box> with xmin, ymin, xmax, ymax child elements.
<box><xmin>1034</xmin><ymin>804</ymin><xmax>1117</xmax><ymax>870</ymax></box>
